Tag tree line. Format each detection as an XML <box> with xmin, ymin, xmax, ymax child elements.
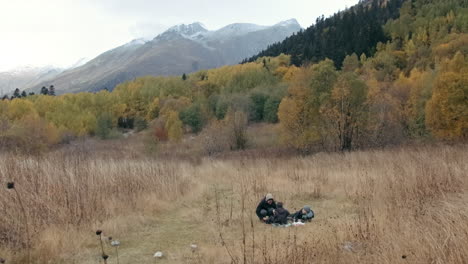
<box><xmin>0</xmin><ymin>0</ymin><xmax>466</xmax><ymax>153</ymax></box>
<box><xmin>1</xmin><ymin>85</ymin><xmax>56</xmax><ymax>100</ymax></box>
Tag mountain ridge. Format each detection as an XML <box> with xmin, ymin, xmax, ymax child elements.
<box><xmin>0</xmin><ymin>66</ymin><xmax>63</xmax><ymax>95</ymax></box>
<box><xmin>26</xmin><ymin>19</ymin><xmax>301</xmax><ymax>94</ymax></box>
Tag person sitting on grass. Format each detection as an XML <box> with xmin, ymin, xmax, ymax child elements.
<box><xmin>291</xmin><ymin>205</ymin><xmax>314</xmax><ymax>222</ymax></box>
<box><xmin>256</xmin><ymin>193</ymin><xmax>277</xmax><ymax>222</ymax></box>
<box><xmin>267</xmin><ymin>202</ymin><xmax>290</xmax><ymax>225</ymax></box>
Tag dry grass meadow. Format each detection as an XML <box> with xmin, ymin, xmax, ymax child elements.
<box><xmin>0</xmin><ymin>143</ymin><xmax>467</xmax><ymax>263</ymax></box>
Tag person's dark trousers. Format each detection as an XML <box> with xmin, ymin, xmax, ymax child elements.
<box><xmin>260</xmin><ymin>208</ymin><xmax>275</xmax><ymax>218</ymax></box>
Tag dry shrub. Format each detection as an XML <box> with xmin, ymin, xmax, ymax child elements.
<box><xmin>224</xmin><ymin>111</ymin><xmax>248</xmax><ymax>150</ymax></box>
<box><xmin>201</xmin><ymin>111</ymin><xmax>249</xmax><ymax>155</ymax></box>
<box><xmin>246</xmin><ymin>123</ymin><xmax>281</xmax><ymax>150</ymax></box>
<box><xmin>152</xmin><ymin>118</ymin><xmax>168</xmax><ymax>142</ymax></box>
<box><xmin>0</xmin><ymin>116</ymin><xmax>60</xmax><ymax>154</ymax></box>
<box><xmin>201</xmin><ymin>120</ymin><xmax>230</xmax><ymax>155</ymax></box>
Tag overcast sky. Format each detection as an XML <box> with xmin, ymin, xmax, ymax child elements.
<box><xmin>0</xmin><ymin>0</ymin><xmax>360</xmax><ymax>71</ymax></box>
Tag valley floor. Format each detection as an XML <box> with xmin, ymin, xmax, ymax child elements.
<box><xmin>1</xmin><ymin>144</ymin><xmax>467</xmax><ymax>263</ymax></box>
<box><xmin>69</xmin><ymin>177</ymin><xmax>355</xmax><ymax>264</ymax></box>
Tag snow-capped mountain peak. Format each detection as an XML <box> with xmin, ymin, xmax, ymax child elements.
<box><xmin>24</xmin><ymin>19</ymin><xmax>302</xmax><ymax>94</ymax></box>
<box><xmin>165</xmin><ymin>22</ymin><xmax>208</xmax><ymax>36</ymax></box>
<box><xmin>274</xmin><ymin>19</ymin><xmax>301</xmax><ymax>27</ymax></box>
<box><xmin>154</xmin><ymin>22</ymin><xmax>209</xmax><ymax>42</ymax></box>
<box><xmin>212</xmin><ymin>23</ymin><xmax>268</xmax><ymax>39</ymax></box>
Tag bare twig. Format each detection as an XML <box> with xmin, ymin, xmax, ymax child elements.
<box><xmin>96</xmin><ymin>231</ymin><xmax>107</xmax><ymax>264</ymax></box>
<box><xmin>215</xmin><ymin>187</ymin><xmax>237</xmax><ymax>264</ymax></box>
<box><xmin>250</xmin><ymin>215</ymin><xmax>255</xmax><ymax>264</ymax></box>
<box><xmin>7</xmin><ymin>182</ymin><xmax>31</xmax><ymax>264</ymax></box>
<box><xmin>240</xmin><ymin>180</ymin><xmax>246</xmax><ymax>264</ymax></box>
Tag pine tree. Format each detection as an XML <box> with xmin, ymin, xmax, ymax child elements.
<box><xmin>246</xmin><ymin>0</ymin><xmax>405</xmax><ymax>67</ymax></box>
<box><xmin>182</xmin><ymin>73</ymin><xmax>187</xmax><ymax>81</ymax></box>
<box><xmin>40</xmin><ymin>86</ymin><xmax>49</xmax><ymax>95</ymax></box>
<box><xmin>48</xmin><ymin>85</ymin><xmax>56</xmax><ymax>96</ymax></box>
<box><xmin>21</xmin><ymin>91</ymin><xmax>27</xmax><ymax>98</ymax></box>
<box><xmin>13</xmin><ymin>88</ymin><xmax>21</xmax><ymax>98</ymax></box>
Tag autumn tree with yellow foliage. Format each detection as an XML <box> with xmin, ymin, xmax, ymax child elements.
<box><xmin>426</xmin><ymin>52</ymin><xmax>468</xmax><ymax>140</ymax></box>
<box><xmin>278</xmin><ymin>59</ymin><xmax>338</xmax><ymax>152</ymax></box>
<box><xmin>321</xmin><ymin>72</ymin><xmax>368</xmax><ymax>151</ymax></box>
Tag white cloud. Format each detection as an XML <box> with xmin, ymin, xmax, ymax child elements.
<box><xmin>129</xmin><ymin>22</ymin><xmax>169</xmax><ymax>40</ymax></box>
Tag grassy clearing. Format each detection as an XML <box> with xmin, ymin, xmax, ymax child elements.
<box><xmin>0</xmin><ymin>144</ymin><xmax>467</xmax><ymax>263</ymax></box>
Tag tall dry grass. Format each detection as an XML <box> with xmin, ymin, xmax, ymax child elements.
<box><xmin>194</xmin><ymin>145</ymin><xmax>468</xmax><ymax>264</ymax></box>
<box><xmin>0</xmin><ymin>149</ymin><xmax>191</xmax><ymax>262</ymax></box>
<box><xmin>0</xmin><ymin>144</ymin><xmax>467</xmax><ymax>263</ymax></box>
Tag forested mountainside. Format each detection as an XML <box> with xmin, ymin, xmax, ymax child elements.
<box><xmin>246</xmin><ymin>0</ymin><xmax>405</xmax><ymax>67</ymax></box>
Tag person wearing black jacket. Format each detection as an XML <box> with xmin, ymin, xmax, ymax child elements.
<box><xmin>255</xmin><ymin>193</ymin><xmax>277</xmax><ymax>221</ymax></box>
<box><xmin>291</xmin><ymin>205</ymin><xmax>314</xmax><ymax>222</ymax></box>
<box><xmin>267</xmin><ymin>202</ymin><xmax>290</xmax><ymax>225</ymax></box>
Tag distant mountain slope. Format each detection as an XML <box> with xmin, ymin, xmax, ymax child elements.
<box><xmin>0</xmin><ymin>66</ymin><xmax>62</xmax><ymax>95</ymax></box>
<box><xmin>246</xmin><ymin>0</ymin><xmax>405</xmax><ymax>67</ymax></box>
<box><xmin>31</xmin><ymin>20</ymin><xmax>301</xmax><ymax>94</ymax></box>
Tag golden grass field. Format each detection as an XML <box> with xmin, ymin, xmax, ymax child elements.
<box><xmin>0</xmin><ymin>143</ymin><xmax>467</xmax><ymax>263</ymax></box>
